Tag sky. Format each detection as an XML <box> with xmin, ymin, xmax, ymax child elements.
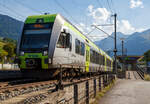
<box><xmin>0</xmin><ymin>0</ymin><xmax>149</xmax><ymax>41</ymax></box>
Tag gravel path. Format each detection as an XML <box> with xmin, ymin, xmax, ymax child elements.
<box><xmin>99</xmin><ymin>79</ymin><xmax>150</xmax><ymax>104</ymax></box>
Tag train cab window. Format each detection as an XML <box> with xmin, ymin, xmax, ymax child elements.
<box><xmin>57</xmin><ymin>32</ymin><xmax>72</xmax><ymax>51</ymax></box>
<box><xmin>75</xmin><ymin>39</ymin><xmax>80</xmax><ymax>54</ymax></box>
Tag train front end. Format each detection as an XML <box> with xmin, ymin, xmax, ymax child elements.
<box><xmin>17</xmin><ymin>14</ymin><xmax>58</xmax><ymax>78</ymax></box>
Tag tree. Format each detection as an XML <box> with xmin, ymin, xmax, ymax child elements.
<box><xmin>0</xmin><ymin>50</ymin><xmax>8</xmax><ymax>68</ymax></box>
<box><xmin>3</xmin><ymin>43</ymin><xmax>15</xmax><ymax>62</ymax></box>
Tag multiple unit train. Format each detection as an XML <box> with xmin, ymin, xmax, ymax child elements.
<box><xmin>17</xmin><ymin>14</ymin><xmax>113</xmax><ymax>79</ymax></box>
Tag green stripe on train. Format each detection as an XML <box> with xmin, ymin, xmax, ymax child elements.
<box><xmin>25</xmin><ymin>14</ymin><xmax>57</xmax><ymax>24</ymax></box>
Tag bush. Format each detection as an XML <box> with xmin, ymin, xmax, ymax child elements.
<box><xmin>144</xmin><ymin>74</ymin><xmax>150</xmax><ymax>81</ymax></box>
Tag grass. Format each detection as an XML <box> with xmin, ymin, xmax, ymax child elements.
<box><xmin>144</xmin><ymin>74</ymin><xmax>150</xmax><ymax>81</ymax></box>
<box><xmin>91</xmin><ymin>80</ymin><xmax>116</xmax><ymax>104</ymax></box>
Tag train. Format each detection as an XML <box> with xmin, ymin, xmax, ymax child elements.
<box><xmin>16</xmin><ymin>14</ymin><xmax>113</xmax><ymax>79</ymax></box>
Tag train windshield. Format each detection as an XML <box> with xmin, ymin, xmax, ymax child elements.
<box><xmin>20</xmin><ymin>23</ymin><xmax>53</xmax><ymax>51</ymax></box>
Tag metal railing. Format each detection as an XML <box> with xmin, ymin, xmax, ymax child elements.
<box><xmin>136</xmin><ymin>65</ymin><xmax>146</xmax><ymax>80</ymax></box>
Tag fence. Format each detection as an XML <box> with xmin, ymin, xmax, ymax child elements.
<box><xmin>47</xmin><ymin>74</ymin><xmax>115</xmax><ymax>104</ymax></box>
<box><xmin>0</xmin><ymin>64</ymin><xmax>19</xmax><ymax>70</ymax></box>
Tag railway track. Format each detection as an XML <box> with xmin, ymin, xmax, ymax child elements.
<box><xmin>0</xmin><ymin>79</ymin><xmax>57</xmax><ymax>103</ymax></box>
<box><xmin>0</xmin><ymin>74</ymin><xmax>102</xmax><ymax>104</ymax></box>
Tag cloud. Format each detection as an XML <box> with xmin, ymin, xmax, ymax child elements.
<box><xmin>130</xmin><ymin>0</ymin><xmax>144</xmax><ymax>8</ymax></box>
<box><xmin>118</xmin><ymin>20</ymin><xmax>135</xmax><ymax>34</ymax></box>
<box><xmin>87</xmin><ymin>5</ymin><xmax>110</xmax><ymax>24</ymax></box>
<box><xmin>86</xmin><ymin>5</ymin><xmax>113</xmax><ymax>41</ymax></box>
<box><xmin>117</xmin><ymin>19</ymin><xmax>147</xmax><ymax>34</ymax></box>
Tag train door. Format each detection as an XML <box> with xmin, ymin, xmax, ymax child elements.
<box><xmin>85</xmin><ymin>45</ymin><xmax>90</xmax><ymax>72</ymax></box>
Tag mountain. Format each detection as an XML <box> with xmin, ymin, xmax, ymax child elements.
<box><xmin>95</xmin><ymin>29</ymin><xmax>150</xmax><ymax>56</ymax></box>
<box><xmin>120</xmin><ymin>29</ymin><xmax>150</xmax><ymax>55</ymax></box>
<box><xmin>0</xmin><ymin>14</ymin><xmax>23</xmax><ymax>40</ymax></box>
<box><xmin>95</xmin><ymin>32</ymin><xmax>129</xmax><ymax>51</ymax></box>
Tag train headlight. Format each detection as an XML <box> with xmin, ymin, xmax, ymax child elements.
<box><xmin>43</xmin><ymin>51</ymin><xmax>48</xmax><ymax>56</ymax></box>
<box><xmin>20</xmin><ymin>51</ymin><xmax>24</xmax><ymax>56</ymax></box>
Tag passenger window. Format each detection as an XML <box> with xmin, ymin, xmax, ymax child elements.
<box><xmin>75</xmin><ymin>39</ymin><xmax>85</xmax><ymax>55</ymax></box>
<box><xmin>81</xmin><ymin>42</ymin><xmax>85</xmax><ymax>56</ymax></box>
<box><xmin>75</xmin><ymin>39</ymin><xmax>80</xmax><ymax>54</ymax></box>
<box><xmin>90</xmin><ymin>49</ymin><xmax>93</xmax><ymax>62</ymax></box>
<box><xmin>68</xmin><ymin>34</ymin><xmax>72</xmax><ymax>51</ymax></box>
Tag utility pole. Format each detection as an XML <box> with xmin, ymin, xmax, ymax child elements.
<box><xmin>120</xmin><ymin>38</ymin><xmax>125</xmax><ymax>71</ymax></box>
<box><xmin>122</xmin><ymin>40</ymin><xmax>124</xmax><ymax>55</ymax></box>
<box><xmin>113</xmin><ymin>13</ymin><xmax>117</xmax><ymax>74</ymax></box>
<box><xmin>120</xmin><ymin>38</ymin><xmax>125</xmax><ymax>56</ymax></box>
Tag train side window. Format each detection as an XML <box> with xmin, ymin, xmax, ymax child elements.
<box><xmin>81</xmin><ymin>42</ymin><xmax>85</xmax><ymax>56</ymax></box>
<box><xmin>108</xmin><ymin>60</ymin><xmax>110</xmax><ymax>67</ymax></box>
<box><xmin>102</xmin><ymin>56</ymin><xmax>105</xmax><ymax>65</ymax></box>
<box><xmin>97</xmin><ymin>53</ymin><xmax>99</xmax><ymax>64</ymax></box>
<box><xmin>69</xmin><ymin>34</ymin><xmax>72</xmax><ymax>51</ymax></box>
<box><xmin>107</xmin><ymin>59</ymin><xmax>108</xmax><ymax>66</ymax></box>
<box><xmin>75</xmin><ymin>39</ymin><xmax>80</xmax><ymax>54</ymax></box>
<box><xmin>94</xmin><ymin>51</ymin><xmax>96</xmax><ymax>63</ymax></box>
<box><xmin>96</xmin><ymin>52</ymin><xmax>98</xmax><ymax>64</ymax></box>
<box><xmin>66</xmin><ymin>33</ymin><xmax>72</xmax><ymax>51</ymax></box>
<box><xmin>101</xmin><ymin>55</ymin><xmax>103</xmax><ymax>65</ymax></box>
<box><xmin>90</xmin><ymin>49</ymin><xmax>93</xmax><ymax>62</ymax></box>
<box><xmin>90</xmin><ymin>49</ymin><xmax>95</xmax><ymax>63</ymax></box>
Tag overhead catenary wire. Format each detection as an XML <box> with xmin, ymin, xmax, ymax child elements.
<box><xmin>110</xmin><ymin>0</ymin><xmax>116</xmax><ymax>13</ymax></box>
<box><xmin>70</xmin><ymin>0</ymin><xmax>88</xmax><ymax>29</ymax></box>
<box><xmin>95</xmin><ymin>0</ymin><xmax>115</xmax><ymax>30</ymax></box>
<box><xmin>86</xmin><ymin>27</ymin><xmax>97</xmax><ymax>36</ymax></box>
<box><xmin>91</xmin><ymin>25</ymin><xmax>114</xmax><ymax>39</ymax></box>
<box><xmin>54</xmin><ymin>0</ymin><xmax>79</xmax><ymax>25</ymax></box>
<box><xmin>106</xmin><ymin>0</ymin><xmax>113</xmax><ymax>14</ymax></box>
<box><xmin>0</xmin><ymin>2</ymin><xmax>25</xmax><ymax>18</ymax></box>
<box><xmin>14</xmin><ymin>0</ymin><xmax>43</xmax><ymax>14</ymax></box>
